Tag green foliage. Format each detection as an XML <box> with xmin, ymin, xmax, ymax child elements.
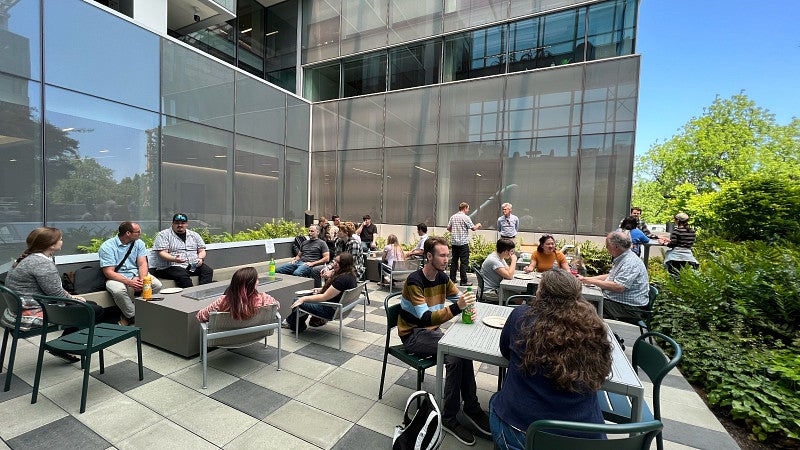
<box><xmin>652</xmin><ymin>240</ymin><xmax>800</xmax><ymax>444</ymax></box>
<box><xmin>708</xmin><ymin>174</ymin><xmax>800</xmax><ymax>243</ymax></box>
<box><xmin>633</xmin><ymin>93</ymin><xmax>800</xmax><ymax>224</ymax></box>
<box><xmin>468</xmin><ymin>234</ymin><xmax>495</xmax><ymax>269</ymax></box>
<box><xmin>576</xmin><ymin>240</ymin><xmax>612</xmax><ymax>276</ymax></box>
<box><xmin>77</xmin><ymin>219</ymin><xmax>305</xmax><ymax>253</ymax></box>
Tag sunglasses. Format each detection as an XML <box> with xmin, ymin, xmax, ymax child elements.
<box><xmin>173</xmin><ymin>215</ymin><xmax>188</xmax><ymax>222</ymax></box>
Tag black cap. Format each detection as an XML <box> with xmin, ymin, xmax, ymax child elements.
<box><xmin>172</xmin><ymin>213</ymin><xmax>188</xmax><ymax>222</ymax></box>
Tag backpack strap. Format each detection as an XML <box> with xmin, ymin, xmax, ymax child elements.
<box><xmin>114</xmin><ymin>241</ymin><xmax>135</xmax><ymax>272</ymax></box>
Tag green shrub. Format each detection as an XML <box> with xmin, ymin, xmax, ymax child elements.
<box><xmin>652</xmin><ymin>240</ymin><xmax>800</xmax><ymax>444</ymax></box>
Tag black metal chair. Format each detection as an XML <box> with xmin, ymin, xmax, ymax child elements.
<box><xmin>378</xmin><ymin>293</ymin><xmax>436</xmax><ymax>399</ymax></box>
<box><xmin>469</xmin><ymin>264</ymin><xmax>485</xmax><ymax>302</ymax></box>
<box><xmin>31</xmin><ymin>295</ymin><xmax>144</xmax><ymax>413</ymax></box>
<box><xmin>0</xmin><ymin>285</ymin><xmax>60</xmax><ymax>392</ymax></box>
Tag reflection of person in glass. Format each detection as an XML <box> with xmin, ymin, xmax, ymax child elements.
<box><xmin>152</xmin><ymin>213</ymin><xmax>213</xmax><ymax>288</ymax></box>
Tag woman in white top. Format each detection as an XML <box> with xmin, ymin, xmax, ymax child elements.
<box><xmin>382</xmin><ymin>234</ymin><xmax>405</xmax><ymax>267</ymax></box>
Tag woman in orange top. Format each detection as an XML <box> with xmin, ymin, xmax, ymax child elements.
<box><xmin>197</xmin><ymin>266</ymin><xmax>278</xmax><ymax>322</ymax></box>
<box><xmin>523</xmin><ymin>234</ymin><xmax>570</xmax><ymax>273</ymax></box>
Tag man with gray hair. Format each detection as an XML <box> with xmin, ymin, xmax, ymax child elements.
<box><xmin>496</xmin><ymin>203</ymin><xmax>519</xmax><ymax>239</ymax></box>
<box><xmin>579</xmin><ymin>231</ymin><xmax>649</xmax><ymax>321</ymax></box>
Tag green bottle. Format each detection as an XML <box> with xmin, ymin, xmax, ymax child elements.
<box><xmin>269</xmin><ymin>258</ymin><xmax>276</xmax><ymax>277</ymax></box>
<box><xmin>462</xmin><ymin>287</ymin><xmax>474</xmax><ymax>324</ymax></box>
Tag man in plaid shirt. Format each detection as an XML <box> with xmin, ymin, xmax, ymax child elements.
<box><xmin>447</xmin><ymin>202</ymin><xmax>482</xmax><ymax>286</ymax></box>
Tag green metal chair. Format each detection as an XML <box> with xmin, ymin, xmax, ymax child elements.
<box><xmin>31</xmin><ymin>295</ymin><xmax>143</xmax><ymax>413</ymax></box>
<box><xmin>637</xmin><ymin>285</ymin><xmax>659</xmax><ymax>339</ymax></box>
<box><xmin>526</xmin><ymin>419</ymin><xmax>663</xmax><ymax>450</ymax></box>
<box><xmin>597</xmin><ymin>331</ymin><xmax>682</xmax><ymax>450</ymax></box>
<box><xmin>378</xmin><ymin>293</ymin><xmax>436</xmax><ymax>399</ymax></box>
<box><xmin>0</xmin><ymin>285</ymin><xmax>60</xmax><ymax>392</ymax></box>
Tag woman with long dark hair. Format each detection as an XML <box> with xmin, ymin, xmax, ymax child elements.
<box><xmin>196</xmin><ymin>266</ymin><xmax>278</xmax><ymax>322</ymax></box>
<box><xmin>284</xmin><ymin>252</ymin><xmax>358</xmax><ymax>333</ymax></box>
<box><xmin>3</xmin><ymin>227</ymin><xmax>104</xmax><ymax>363</ymax></box>
<box><xmin>523</xmin><ymin>234</ymin><xmax>569</xmax><ymax>272</ymax></box>
<box><xmin>490</xmin><ymin>269</ymin><xmax>612</xmax><ymax>448</ymax></box>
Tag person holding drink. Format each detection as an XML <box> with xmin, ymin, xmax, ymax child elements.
<box><xmin>397</xmin><ymin>236</ymin><xmax>489</xmax><ymax>445</ymax></box>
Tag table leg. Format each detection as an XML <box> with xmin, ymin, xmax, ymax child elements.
<box><xmin>631</xmin><ymin>391</ymin><xmax>643</xmax><ymax>422</ymax></box>
<box><xmin>498</xmin><ymin>287</ymin><xmax>506</xmax><ymax>306</ymax></box>
<box><xmin>598</xmin><ymin>296</ymin><xmax>604</xmax><ymax>318</ymax></box>
<box><xmin>435</xmin><ymin>346</ymin><xmax>445</xmax><ymax>407</ymax></box>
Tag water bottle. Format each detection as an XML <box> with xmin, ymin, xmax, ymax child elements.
<box><xmin>269</xmin><ymin>258</ymin><xmax>276</xmax><ymax>277</ymax></box>
<box><xmin>552</xmin><ymin>260</ymin><xmax>558</xmax><ymax>271</ymax></box>
<box><xmin>142</xmin><ymin>275</ymin><xmax>152</xmax><ymax>300</ymax></box>
<box><xmin>462</xmin><ymin>287</ymin><xmax>475</xmax><ymax>324</ymax></box>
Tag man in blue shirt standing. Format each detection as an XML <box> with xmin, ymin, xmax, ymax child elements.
<box><xmin>496</xmin><ymin>203</ymin><xmax>519</xmax><ymax>240</ymax></box>
<box><xmin>99</xmin><ymin>221</ymin><xmax>162</xmax><ymax>326</ymax></box>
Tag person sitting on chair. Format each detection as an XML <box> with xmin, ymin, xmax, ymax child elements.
<box><xmin>523</xmin><ymin>234</ymin><xmax>569</xmax><ymax>273</ymax></box>
<box><xmin>196</xmin><ymin>267</ymin><xmax>278</xmax><ymax>322</ymax></box>
<box><xmin>151</xmin><ymin>213</ymin><xmax>213</xmax><ymax>288</ymax></box>
<box><xmin>283</xmin><ymin>252</ymin><xmax>358</xmax><ymax>333</ymax></box>
<box><xmin>480</xmin><ymin>238</ymin><xmax>517</xmax><ymax>303</ymax></box>
<box><xmin>4</xmin><ymin>227</ymin><xmax>105</xmax><ymax>363</ymax></box>
<box><xmin>663</xmin><ymin>212</ymin><xmax>699</xmax><ymax>276</ymax></box>
<box><xmin>490</xmin><ymin>269</ymin><xmax>612</xmax><ymax>448</ymax></box>
<box><xmin>275</xmin><ymin>225</ymin><xmax>330</xmax><ymax>286</ymax></box>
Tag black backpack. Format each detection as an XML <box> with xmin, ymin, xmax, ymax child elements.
<box><xmin>392</xmin><ymin>391</ymin><xmax>443</xmax><ymax>450</ymax></box>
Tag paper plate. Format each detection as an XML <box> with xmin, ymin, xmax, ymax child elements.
<box><xmin>295</xmin><ymin>289</ymin><xmax>314</xmax><ymax>296</ymax></box>
<box><xmin>482</xmin><ymin>316</ymin><xmax>506</xmax><ymax>329</ymax></box>
<box><xmin>161</xmin><ymin>287</ymin><xmax>183</xmax><ymax>294</ymax></box>
<box><xmin>513</xmin><ymin>273</ymin><xmax>535</xmax><ymax>280</ymax></box>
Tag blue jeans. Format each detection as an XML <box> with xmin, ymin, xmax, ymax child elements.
<box><xmin>285</xmin><ymin>298</ymin><xmax>336</xmax><ymax>333</ymax></box>
<box><xmin>276</xmin><ymin>261</ymin><xmax>313</xmax><ymax>277</ymax></box>
<box><xmin>490</xmin><ymin>393</ymin><xmax>526</xmax><ymax>450</ymax></box>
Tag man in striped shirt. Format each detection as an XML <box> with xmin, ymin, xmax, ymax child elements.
<box><xmin>447</xmin><ymin>202</ymin><xmax>482</xmax><ymax>286</ymax></box>
<box><xmin>152</xmin><ymin>213</ymin><xmax>214</xmax><ymax>288</ymax></box>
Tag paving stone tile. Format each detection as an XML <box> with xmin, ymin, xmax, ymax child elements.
<box><xmin>294</xmin><ymin>343</ymin><xmax>355</xmax><ymax>367</ymax></box>
<box><xmin>265</xmin><ymin>400</ymin><xmax>352</xmax><ymax>449</ymax></box>
<box><xmin>116</xmin><ymin>419</ymin><xmax>218</xmax><ymax>450</ymax></box>
<box><xmin>211</xmin><ymin>379</ymin><xmax>291</xmax><ymax>420</ymax></box>
<box><xmin>90</xmin><ymin>359</ymin><xmax>160</xmax><ymax>392</ymax></box>
<box><xmin>331</xmin><ymin>424</ymin><xmax>392</xmax><ymax>450</ymax></box>
<box><xmin>7</xmin><ymin>416</ymin><xmax>109</xmax><ymax>450</ymax></box>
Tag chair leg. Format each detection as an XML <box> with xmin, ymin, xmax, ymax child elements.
<box><xmin>362</xmin><ymin>297</ymin><xmax>366</xmax><ymax>333</ymax></box>
<box><xmin>201</xmin><ymin>327</ymin><xmax>208</xmax><ymax>389</ymax></box>
<box><xmin>99</xmin><ymin>350</ymin><xmax>105</xmax><ymax>374</ymax></box>
<box><xmin>378</xmin><ymin>350</ymin><xmax>389</xmax><ymax>400</ymax></box>
<box><xmin>79</xmin><ymin>353</ymin><xmax>91</xmax><ymax>413</ymax></box>
<box><xmin>295</xmin><ymin>309</ymin><xmax>300</xmax><ymax>343</ymax></box>
<box><xmin>276</xmin><ymin>326</ymin><xmax>281</xmax><ymax>371</ymax></box>
<box><xmin>31</xmin><ymin>345</ymin><xmax>46</xmax><ymax>405</ymax></box>
<box><xmin>136</xmin><ymin>333</ymin><xmax>143</xmax><ymax>381</ymax></box>
<box><xmin>0</xmin><ymin>328</ymin><xmax>9</xmax><ymax>374</ymax></box>
<box><xmin>338</xmin><ymin>317</ymin><xmax>343</xmax><ymax>351</ymax></box>
<box><xmin>3</xmin><ymin>332</ymin><xmax>17</xmax><ymax>392</ymax></box>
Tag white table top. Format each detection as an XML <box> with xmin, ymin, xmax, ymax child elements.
<box><xmin>436</xmin><ymin>303</ymin><xmax>643</xmax><ymax>408</ymax></box>
<box><xmin>499</xmin><ymin>271</ymin><xmax>604</xmax><ymax>302</ymax></box>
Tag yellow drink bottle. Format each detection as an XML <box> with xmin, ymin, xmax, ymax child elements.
<box><xmin>142</xmin><ymin>275</ymin><xmax>152</xmax><ymax>300</ymax></box>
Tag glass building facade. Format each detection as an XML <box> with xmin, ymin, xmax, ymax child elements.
<box><xmin>305</xmin><ymin>0</ymin><xmax>640</xmax><ymax>234</ymax></box>
<box><xmin>0</xmin><ymin>0</ymin><xmax>640</xmax><ymax>263</ymax></box>
<box><xmin>0</xmin><ymin>0</ymin><xmax>309</xmax><ymax>264</ymax></box>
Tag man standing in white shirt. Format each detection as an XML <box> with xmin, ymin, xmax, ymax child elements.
<box><xmin>447</xmin><ymin>202</ymin><xmax>481</xmax><ymax>286</ymax></box>
<box><xmin>496</xmin><ymin>203</ymin><xmax>519</xmax><ymax>240</ymax></box>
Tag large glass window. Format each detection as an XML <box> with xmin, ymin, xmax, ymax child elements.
<box><xmin>285</xmin><ymin>147</ymin><xmax>309</xmax><ymax>223</ymax></box>
<box><xmin>287</xmin><ymin>96</ymin><xmax>311</xmax><ymax>151</ymax></box>
<box><xmin>383</xmin><ymin>146</ymin><xmax>437</xmax><ymax>225</ymax></box>
<box><xmin>161</xmin><ymin>118</ymin><xmax>233</xmax><ymax>233</ymax></box>
<box><xmin>385</xmin><ymin>87</ymin><xmax>440</xmax><ymax>147</ymax></box>
<box><xmin>439</xmin><ymin>76</ymin><xmax>505</xmax><ymax>143</ymax></box>
<box><xmin>311</xmin><ymin>101</ymin><xmax>339</xmax><ymax>151</ymax></box>
<box><xmin>509</xmin><ymin>0</ymin><xmax>575</xmax><ymax>20</ymax></box>
<box><xmin>389</xmin><ymin>2</ymin><xmax>442</xmax><ymax>46</ymax></box>
<box><xmin>503</xmin><ymin>137</ymin><xmax>579</xmax><ymax>233</ymax></box>
<box><xmin>0</xmin><ymin>75</ymin><xmax>42</xmax><ymax>264</ymax></box>
<box><xmin>338</xmin><ymin>96</ymin><xmax>385</xmax><ymax>150</ymax></box>
<box><xmin>443</xmin><ymin>24</ymin><xmax>507</xmax><ymax>82</ymax></box>
<box><xmin>443</xmin><ymin>0</ymin><xmax>508</xmax><ymax>33</ymax></box>
<box><xmin>389</xmin><ymin>40</ymin><xmax>442</xmax><ymax>90</ymax></box>
<box><xmin>43</xmin><ymin>86</ymin><xmax>160</xmax><ymax>251</ymax></box>
<box><xmin>310</xmin><ymin>151</ymin><xmax>337</xmax><ymax>218</ymax></box>
<box><xmin>582</xmin><ymin>57</ymin><xmax>639</xmax><ymax>135</ymax></box>
<box><xmin>338</xmin><ymin>149</ymin><xmax>383</xmax><ymax>222</ymax></box>
<box><xmin>235</xmin><ymin>72</ymin><xmax>286</xmax><ymax>143</ymax></box>
<box><xmin>266</xmin><ymin>0</ymin><xmax>299</xmax><ymax>92</ymax></box>
<box><xmin>162</xmin><ymin>40</ymin><xmax>235</xmax><ymax>131</ymax></box>
<box><xmin>0</xmin><ymin>0</ymin><xmax>40</xmax><ymax>81</ymax></box>
<box><xmin>304</xmin><ymin>63</ymin><xmax>340</xmax><ymax>102</ymax></box>
<box><xmin>342</xmin><ymin>52</ymin><xmax>387</xmax><ymax>97</ymax></box>
<box><xmin>303</xmin><ymin>0</ymin><xmax>341</xmax><ymax>63</ymax></box>
<box><xmin>587</xmin><ymin>0</ymin><xmax>636</xmax><ymax>60</ymax></box>
<box><xmin>341</xmin><ymin>0</ymin><xmax>388</xmax><ymax>55</ymax></box>
<box><xmin>234</xmin><ymin>136</ymin><xmax>283</xmax><ymax>231</ymax></box>
<box><xmin>436</xmin><ymin>142</ymin><xmax>502</xmax><ymax>228</ymax></box>
<box><xmin>576</xmin><ymin>132</ymin><xmax>634</xmax><ymax>234</ymax></box>
<box><xmin>237</xmin><ymin>0</ymin><xmax>267</xmax><ymax>78</ymax></box>
<box><xmin>44</xmin><ymin>0</ymin><xmax>159</xmax><ymax>112</ymax></box>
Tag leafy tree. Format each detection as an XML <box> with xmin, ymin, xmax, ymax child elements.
<box><xmin>49</xmin><ymin>158</ymin><xmax>117</xmax><ymax>207</ymax></box>
<box><xmin>709</xmin><ymin>174</ymin><xmax>800</xmax><ymax>242</ymax></box>
<box><xmin>632</xmin><ymin>93</ymin><xmax>800</xmax><ymax>224</ymax></box>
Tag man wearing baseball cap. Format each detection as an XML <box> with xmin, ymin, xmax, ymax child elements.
<box><xmin>151</xmin><ymin>213</ymin><xmax>214</xmax><ymax>287</ymax></box>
